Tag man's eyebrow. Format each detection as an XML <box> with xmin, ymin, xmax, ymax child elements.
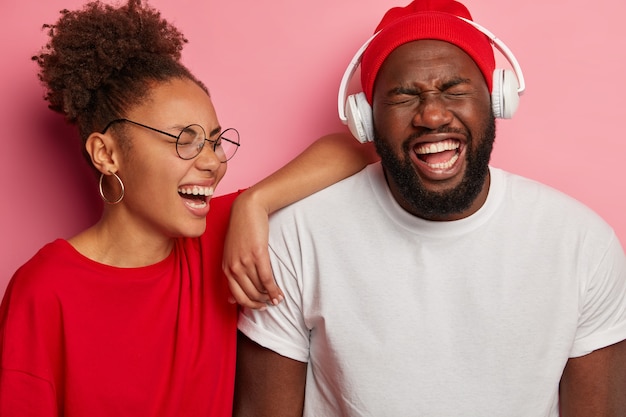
<box><xmin>441</xmin><ymin>77</ymin><xmax>471</xmax><ymax>90</ymax></box>
<box><xmin>387</xmin><ymin>77</ymin><xmax>472</xmax><ymax>94</ymax></box>
<box><xmin>388</xmin><ymin>85</ymin><xmax>419</xmax><ymax>95</ymax></box>
<box><xmin>396</xmin><ymin>86</ymin><xmax>415</xmax><ymax>94</ymax></box>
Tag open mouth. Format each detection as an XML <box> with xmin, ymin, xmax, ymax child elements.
<box><xmin>413</xmin><ymin>139</ymin><xmax>460</xmax><ymax>170</ymax></box>
<box><xmin>178</xmin><ymin>185</ymin><xmax>214</xmax><ymax>209</ymax></box>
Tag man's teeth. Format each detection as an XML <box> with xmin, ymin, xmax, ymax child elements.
<box><xmin>178</xmin><ymin>186</ymin><xmax>214</xmax><ymax>196</ymax></box>
<box><xmin>414</xmin><ymin>140</ymin><xmax>460</xmax><ymax>170</ymax></box>
<box><xmin>415</xmin><ymin>140</ymin><xmax>459</xmax><ymax>155</ymax></box>
<box><xmin>428</xmin><ymin>153</ymin><xmax>459</xmax><ymax>169</ymax></box>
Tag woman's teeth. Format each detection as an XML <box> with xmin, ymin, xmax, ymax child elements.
<box><xmin>178</xmin><ymin>186</ymin><xmax>214</xmax><ymax>197</ymax></box>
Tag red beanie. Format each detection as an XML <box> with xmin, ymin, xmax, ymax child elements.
<box><xmin>361</xmin><ymin>0</ymin><xmax>495</xmax><ymax>103</ymax></box>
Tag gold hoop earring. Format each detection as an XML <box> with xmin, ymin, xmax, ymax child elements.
<box><xmin>99</xmin><ymin>171</ymin><xmax>125</xmax><ymax>204</ymax></box>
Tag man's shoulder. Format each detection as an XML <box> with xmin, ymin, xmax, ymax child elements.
<box><xmin>496</xmin><ymin>168</ymin><xmax>596</xmax><ymax>210</ymax></box>
<box><xmin>286</xmin><ymin>163</ymin><xmax>378</xmax><ymax>207</ymax></box>
<box><xmin>269</xmin><ymin>163</ymin><xmax>381</xmax><ymax>229</ymax></box>
<box><xmin>494</xmin><ymin>167</ymin><xmax>615</xmax><ymax>236</ymax></box>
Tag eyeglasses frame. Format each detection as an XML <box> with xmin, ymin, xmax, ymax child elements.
<box><xmin>100</xmin><ymin>118</ymin><xmax>240</xmax><ymax>162</ymax></box>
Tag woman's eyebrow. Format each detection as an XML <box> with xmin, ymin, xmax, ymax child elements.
<box><xmin>208</xmin><ymin>126</ymin><xmax>222</xmax><ymax>138</ymax></box>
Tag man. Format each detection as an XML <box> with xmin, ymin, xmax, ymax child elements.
<box><xmin>233</xmin><ymin>0</ymin><xmax>626</xmax><ymax>415</ymax></box>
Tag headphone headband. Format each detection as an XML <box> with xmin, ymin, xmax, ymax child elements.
<box><xmin>338</xmin><ymin>15</ymin><xmax>526</xmax><ymax>142</ymax></box>
<box><xmin>457</xmin><ymin>17</ymin><xmax>525</xmax><ymax>94</ymax></box>
<box><xmin>337</xmin><ymin>32</ymin><xmax>379</xmax><ymax>123</ymax></box>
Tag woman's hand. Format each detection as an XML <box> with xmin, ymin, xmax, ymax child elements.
<box><xmin>223</xmin><ymin>132</ymin><xmax>377</xmax><ymax>309</ymax></box>
<box><xmin>223</xmin><ymin>191</ymin><xmax>284</xmax><ymax>309</ymax></box>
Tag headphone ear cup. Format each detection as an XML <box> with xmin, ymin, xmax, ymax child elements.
<box><xmin>345</xmin><ymin>92</ymin><xmax>374</xmax><ymax>143</ymax></box>
<box><xmin>491</xmin><ymin>68</ymin><xmax>520</xmax><ymax>119</ymax></box>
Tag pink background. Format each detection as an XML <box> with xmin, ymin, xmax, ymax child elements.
<box><xmin>2</xmin><ymin>0</ymin><xmax>625</xmax><ymax>294</ymax></box>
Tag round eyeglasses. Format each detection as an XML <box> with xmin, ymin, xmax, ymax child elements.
<box><xmin>101</xmin><ymin>119</ymin><xmax>240</xmax><ymax>162</ymax></box>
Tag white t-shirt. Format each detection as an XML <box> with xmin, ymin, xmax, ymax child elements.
<box><xmin>239</xmin><ymin>163</ymin><xmax>626</xmax><ymax>417</ymax></box>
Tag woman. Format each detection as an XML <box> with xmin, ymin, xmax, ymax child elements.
<box><xmin>0</xmin><ymin>1</ymin><xmax>375</xmax><ymax>415</ymax></box>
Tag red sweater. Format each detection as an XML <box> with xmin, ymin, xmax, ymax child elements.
<box><xmin>0</xmin><ymin>193</ymin><xmax>239</xmax><ymax>417</ymax></box>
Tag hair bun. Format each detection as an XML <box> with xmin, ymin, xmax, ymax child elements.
<box><xmin>33</xmin><ymin>0</ymin><xmax>188</xmax><ymax>122</ymax></box>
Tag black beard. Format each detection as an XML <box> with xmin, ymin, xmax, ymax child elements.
<box><xmin>373</xmin><ymin>113</ymin><xmax>496</xmax><ymax>220</ymax></box>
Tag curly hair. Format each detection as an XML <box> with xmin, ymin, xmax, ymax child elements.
<box><xmin>33</xmin><ymin>0</ymin><xmax>206</xmax><ymax>146</ymax></box>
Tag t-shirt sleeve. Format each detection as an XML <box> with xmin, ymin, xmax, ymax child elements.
<box><xmin>237</xmin><ymin>246</ymin><xmax>310</xmax><ymax>363</ymax></box>
<box><xmin>570</xmin><ymin>232</ymin><xmax>626</xmax><ymax>357</ymax></box>
<box><xmin>0</xmin><ymin>369</ymin><xmax>57</xmax><ymax>417</ymax></box>
<box><xmin>0</xmin><ymin>261</ymin><xmax>60</xmax><ymax>416</ymax></box>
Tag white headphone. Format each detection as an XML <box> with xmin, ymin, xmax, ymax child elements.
<box><xmin>337</xmin><ymin>16</ymin><xmax>526</xmax><ymax>143</ymax></box>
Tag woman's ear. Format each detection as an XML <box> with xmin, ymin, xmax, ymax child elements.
<box><xmin>86</xmin><ymin>132</ymin><xmax>119</xmax><ymax>175</ymax></box>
